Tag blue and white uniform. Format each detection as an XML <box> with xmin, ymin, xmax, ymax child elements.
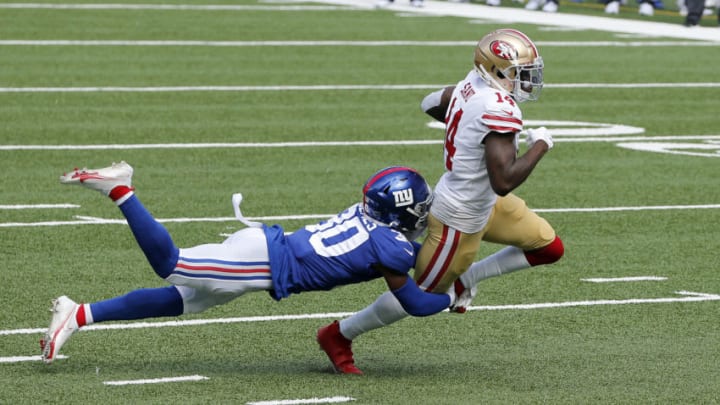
<box><xmin>169</xmin><ymin>204</ymin><xmax>416</xmax><ymax>307</ymax></box>
<box><xmin>89</xmin><ymin>189</ymin><xmax>445</xmax><ymax>324</ymax></box>
<box><xmin>267</xmin><ymin>204</ymin><xmax>416</xmax><ymax>300</ymax></box>
<box><xmin>53</xmin><ymin>164</ymin><xmax>448</xmax><ymax>365</ymax></box>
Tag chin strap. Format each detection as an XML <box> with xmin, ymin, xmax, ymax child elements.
<box><xmin>476</xmin><ymin>65</ymin><xmax>510</xmax><ymax>94</ymax></box>
<box><xmin>232</xmin><ymin>193</ymin><xmax>263</xmax><ymax>228</ymax></box>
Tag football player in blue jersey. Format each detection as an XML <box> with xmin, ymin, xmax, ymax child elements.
<box><xmin>41</xmin><ymin>162</ymin><xmax>450</xmax><ymax>370</ymax></box>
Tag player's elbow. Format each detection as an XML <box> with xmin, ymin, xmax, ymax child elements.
<box><xmin>490</xmin><ymin>181</ymin><xmax>513</xmax><ymax>196</ymax></box>
<box><xmin>488</xmin><ymin>172</ymin><xmax>521</xmax><ymax>196</ymax></box>
<box><xmin>425</xmin><ymin>106</ymin><xmax>447</xmax><ymax>123</ymax></box>
<box><xmin>421</xmin><ymin>86</ymin><xmax>454</xmax><ymax>123</ymax></box>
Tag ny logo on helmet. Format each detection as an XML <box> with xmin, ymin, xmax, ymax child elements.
<box><xmin>490</xmin><ymin>40</ymin><xmax>517</xmax><ymax>61</ymax></box>
<box><xmin>393</xmin><ymin>189</ymin><xmax>414</xmax><ymax>207</ymax></box>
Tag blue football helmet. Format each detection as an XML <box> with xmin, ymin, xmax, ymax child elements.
<box><xmin>362</xmin><ymin>166</ymin><xmax>433</xmax><ymax>240</ymax></box>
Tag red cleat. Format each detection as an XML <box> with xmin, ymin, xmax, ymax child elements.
<box><xmin>317</xmin><ymin>321</ymin><xmax>363</xmax><ymax>375</ymax></box>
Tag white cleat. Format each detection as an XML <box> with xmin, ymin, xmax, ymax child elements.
<box><xmin>677</xmin><ymin>0</ymin><xmax>688</xmax><ymax>14</ymax></box>
<box><xmin>638</xmin><ymin>2</ymin><xmax>654</xmax><ymax>15</ymax></box>
<box><xmin>40</xmin><ymin>296</ymin><xmax>80</xmax><ymax>364</ymax></box>
<box><xmin>525</xmin><ymin>0</ymin><xmax>543</xmax><ymax>10</ymax></box>
<box><xmin>60</xmin><ymin>161</ymin><xmax>133</xmax><ymax>196</ymax></box>
<box><xmin>542</xmin><ymin>1</ymin><xmax>558</xmax><ymax>12</ymax></box>
<box><xmin>605</xmin><ymin>0</ymin><xmax>620</xmax><ymax>13</ymax></box>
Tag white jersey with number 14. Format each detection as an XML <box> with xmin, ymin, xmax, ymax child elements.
<box><xmin>431</xmin><ymin>69</ymin><xmax>524</xmax><ymax>234</ymax></box>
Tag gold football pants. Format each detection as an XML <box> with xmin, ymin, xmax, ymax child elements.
<box><xmin>415</xmin><ymin>193</ymin><xmax>556</xmax><ymax>293</ymax></box>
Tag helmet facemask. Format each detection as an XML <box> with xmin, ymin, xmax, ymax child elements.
<box><xmin>501</xmin><ymin>57</ymin><xmax>544</xmax><ymax>102</ymax></box>
<box><xmin>393</xmin><ymin>193</ymin><xmax>432</xmax><ymax>240</ymax></box>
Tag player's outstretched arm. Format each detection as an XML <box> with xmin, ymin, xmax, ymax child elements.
<box><xmin>378</xmin><ymin>266</ymin><xmax>450</xmax><ymax>316</ymax></box>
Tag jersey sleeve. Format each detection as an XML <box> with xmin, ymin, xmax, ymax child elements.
<box><xmin>478</xmin><ymin>91</ymin><xmax>523</xmax><ymax>134</ymax></box>
<box><xmin>373</xmin><ymin>227</ymin><xmax>416</xmax><ymax>274</ymax></box>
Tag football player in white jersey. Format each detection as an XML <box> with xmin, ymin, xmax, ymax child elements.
<box><xmin>41</xmin><ymin>163</ymin><xmax>452</xmax><ymax>371</ymax></box>
<box><xmin>317</xmin><ymin>28</ymin><xmax>564</xmax><ymax>374</ymax></box>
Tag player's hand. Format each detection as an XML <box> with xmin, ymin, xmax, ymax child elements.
<box><xmin>526</xmin><ymin>127</ymin><xmax>554</xmax><ymax>150</ymax></box>
<box><xmin>448</xmin><ymin>279</ymin><xmax>477</xmax><ymax>314</ymax></box>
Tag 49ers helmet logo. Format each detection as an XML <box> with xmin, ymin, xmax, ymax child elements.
<box><xmin>490</xmin><ymin>40</ymin><xmax>517</xmax><ymax>60</ymax></box>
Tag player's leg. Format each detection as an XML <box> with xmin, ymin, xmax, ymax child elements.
<box><xmin>45</xmin><ymin>162</ymin><xmax>184</xmax><ymax>363</ymax></box>
<box><xmin>457</xmin><ymin>193</ymin><xmax>564</xmax><ymax>293</ymax></box>
<box><xmin>41</xmin><ymin>228</ymin><xmax>273</xmax><ymax>364</ymax></box>
<box><xmin>316</xmin><ymin>214</ymin><xmax>480</xmax><ymax>374</ymax></box>
<box><xmin>318</xmin><ymin>290</ymin><xmax>406</xmax><ymax>375</ymax></box>
<box><xmin>414</xmin><ymin>213</ymin><xmax>483</xmax><ymax>294</ymax></box>
<box><xmin>413</xmin><ymin>213</ymin><xmax>484</xmax><ymax>313</ymax></box>
<box><xmin>40</xmin><ymin>269</ymin><xmax>264</xmax><ymax>365</ymax></box>
<box><xmin>71</xmin><ymin>228</ymin><xmax>272</xmax><ymax>330</ymax></box>
<box><xmin>165</xmin><ymin>227</ymin><xmax>272</xmax><ymax>295</ymax></box>
<box><xmin>59</xmin><ymin>162</ymin><xmax>179</xmax><ymax>279</ymax></box>
<box><xmin>41</xmin><ymin>286</ymin><xmax>184</xmax><ymax>364</ymax></box>
<box><xmin>49</xmin><ymin>163</ymin><xmax>272</xmax><ymax>363</ymax></box>
<box><xmin>320</xmin><ymin>214</ymin><xmax>456</xmax><ymax>343</ymax></box>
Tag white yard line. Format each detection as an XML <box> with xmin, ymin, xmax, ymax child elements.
<box><xmin>582</xmin><ymin>276</ymin><xmax>668</xmax><ymax>283</ymax></box>
<box><xmin>2</xmin><ymin>134</ymin><xmax>720</xmax><ymax>152</ymax></box>
<box><xmin>0</xmin><ymin>3</ymin><xmax>353</xmax><ymax>10</ymax></box>
<box><xmin>0</xmin><ymin>83</ymin><xmax>718</xmax><ymax>93</ymax></box>
<box><xmin>2</xmin><ymin>291</ymin><xmax>717</xmax><ymax>340</ymax></box>
<box><xmin>0</xmin><ymin>204</ymin><xmax>79</xmax><ymax>209</ymax></box>
<box><xmin>247</xmin><ymin>397</ymin><xmax>356</xmax><ymax>405</ymax></box>
<box><xmin>0</xmin><ymin>355</ymin><xmax>68</xmax><ymax>363</ymax></box>
<box><xmin>1</xmin><ymin>203</ymin><xmax>720</xmax><ymax>228</ymax></box>
<box><xmin>465</xmin><ymin>291</ymin><xmax>720</xmax><ymax>311</ymax></box>
<box><xmin>103</xmin><ymin>375</ymin><xmax>208</xmax><ymax>386</ymax></box>
<box><xmin>0</xmin><ymin>140</ymin><xmax>442</xmax><ymax>150</ymax></box>
<box><xmin>0</xmin><ymin>40</ymin><xmax>717</xmax><ymax>46</ymax></box>
<box><xmin>1</xmin><ymin>312</ymin><xmax>359</xmax><ymax>336</ymax></box>
<box><xmin>533</xmin><ymin>204</ymin><xmax>720</xmax><ymax>213</ymax></box>
<box><xmin>3</xmin><ymin>291</ymin><xmax>716</xmax><ymax>365</ymax></box>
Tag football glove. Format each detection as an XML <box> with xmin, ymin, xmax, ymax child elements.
<box><xmin>448</xmin><ymin>279</ymin><xmax>477</xmax><ymax>314</ymax></box>
<box><xmin>526</xmin><ymin>126</ymin><xmax>553</xmax><ymax>150</ymax></box>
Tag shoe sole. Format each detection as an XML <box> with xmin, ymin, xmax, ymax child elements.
<box><xmin>60</xmin><ymin>171</ymin><xmax>116</xmax><ymax>185</ymax></box>
<box><xmin>40</xmin><ymin>300</ymin><xmax>76</xmax><ymax>364</ymax></box>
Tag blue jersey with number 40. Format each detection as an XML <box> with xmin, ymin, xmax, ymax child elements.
<box><xmin>264</xmin><ymin>204</ymin><xmax>417</xmax><ymax>300</ymax></box>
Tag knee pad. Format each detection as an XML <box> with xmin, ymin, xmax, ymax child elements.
<box><xmin>524</xmin><ymin>236</ymin><xmax>564</xmax><ymax>266</ymax></box>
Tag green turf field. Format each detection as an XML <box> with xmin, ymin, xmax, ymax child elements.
<box><xmin>1</xmin><ymin>1</ymin><xmax>719</xmax><ymax>403</ymax></box>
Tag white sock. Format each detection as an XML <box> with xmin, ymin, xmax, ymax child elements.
<box><xmin>80</xmin><ymin>303</ymin><xmax>94</xmax><ymax>326</ymax></box>
<box><xmin>114</xmin><ymin>190</ymin><xmax>134</xmax><ymax>206</ymax></box>
<box><xmin>460</xmin><ymin>246</ymin><xmax>531</xmax><ymax>287</ymax></box>
<box><xmin>339</xmin><ymin>291</ymin><xmax>408</xmax><ymax>340</ymax></box>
